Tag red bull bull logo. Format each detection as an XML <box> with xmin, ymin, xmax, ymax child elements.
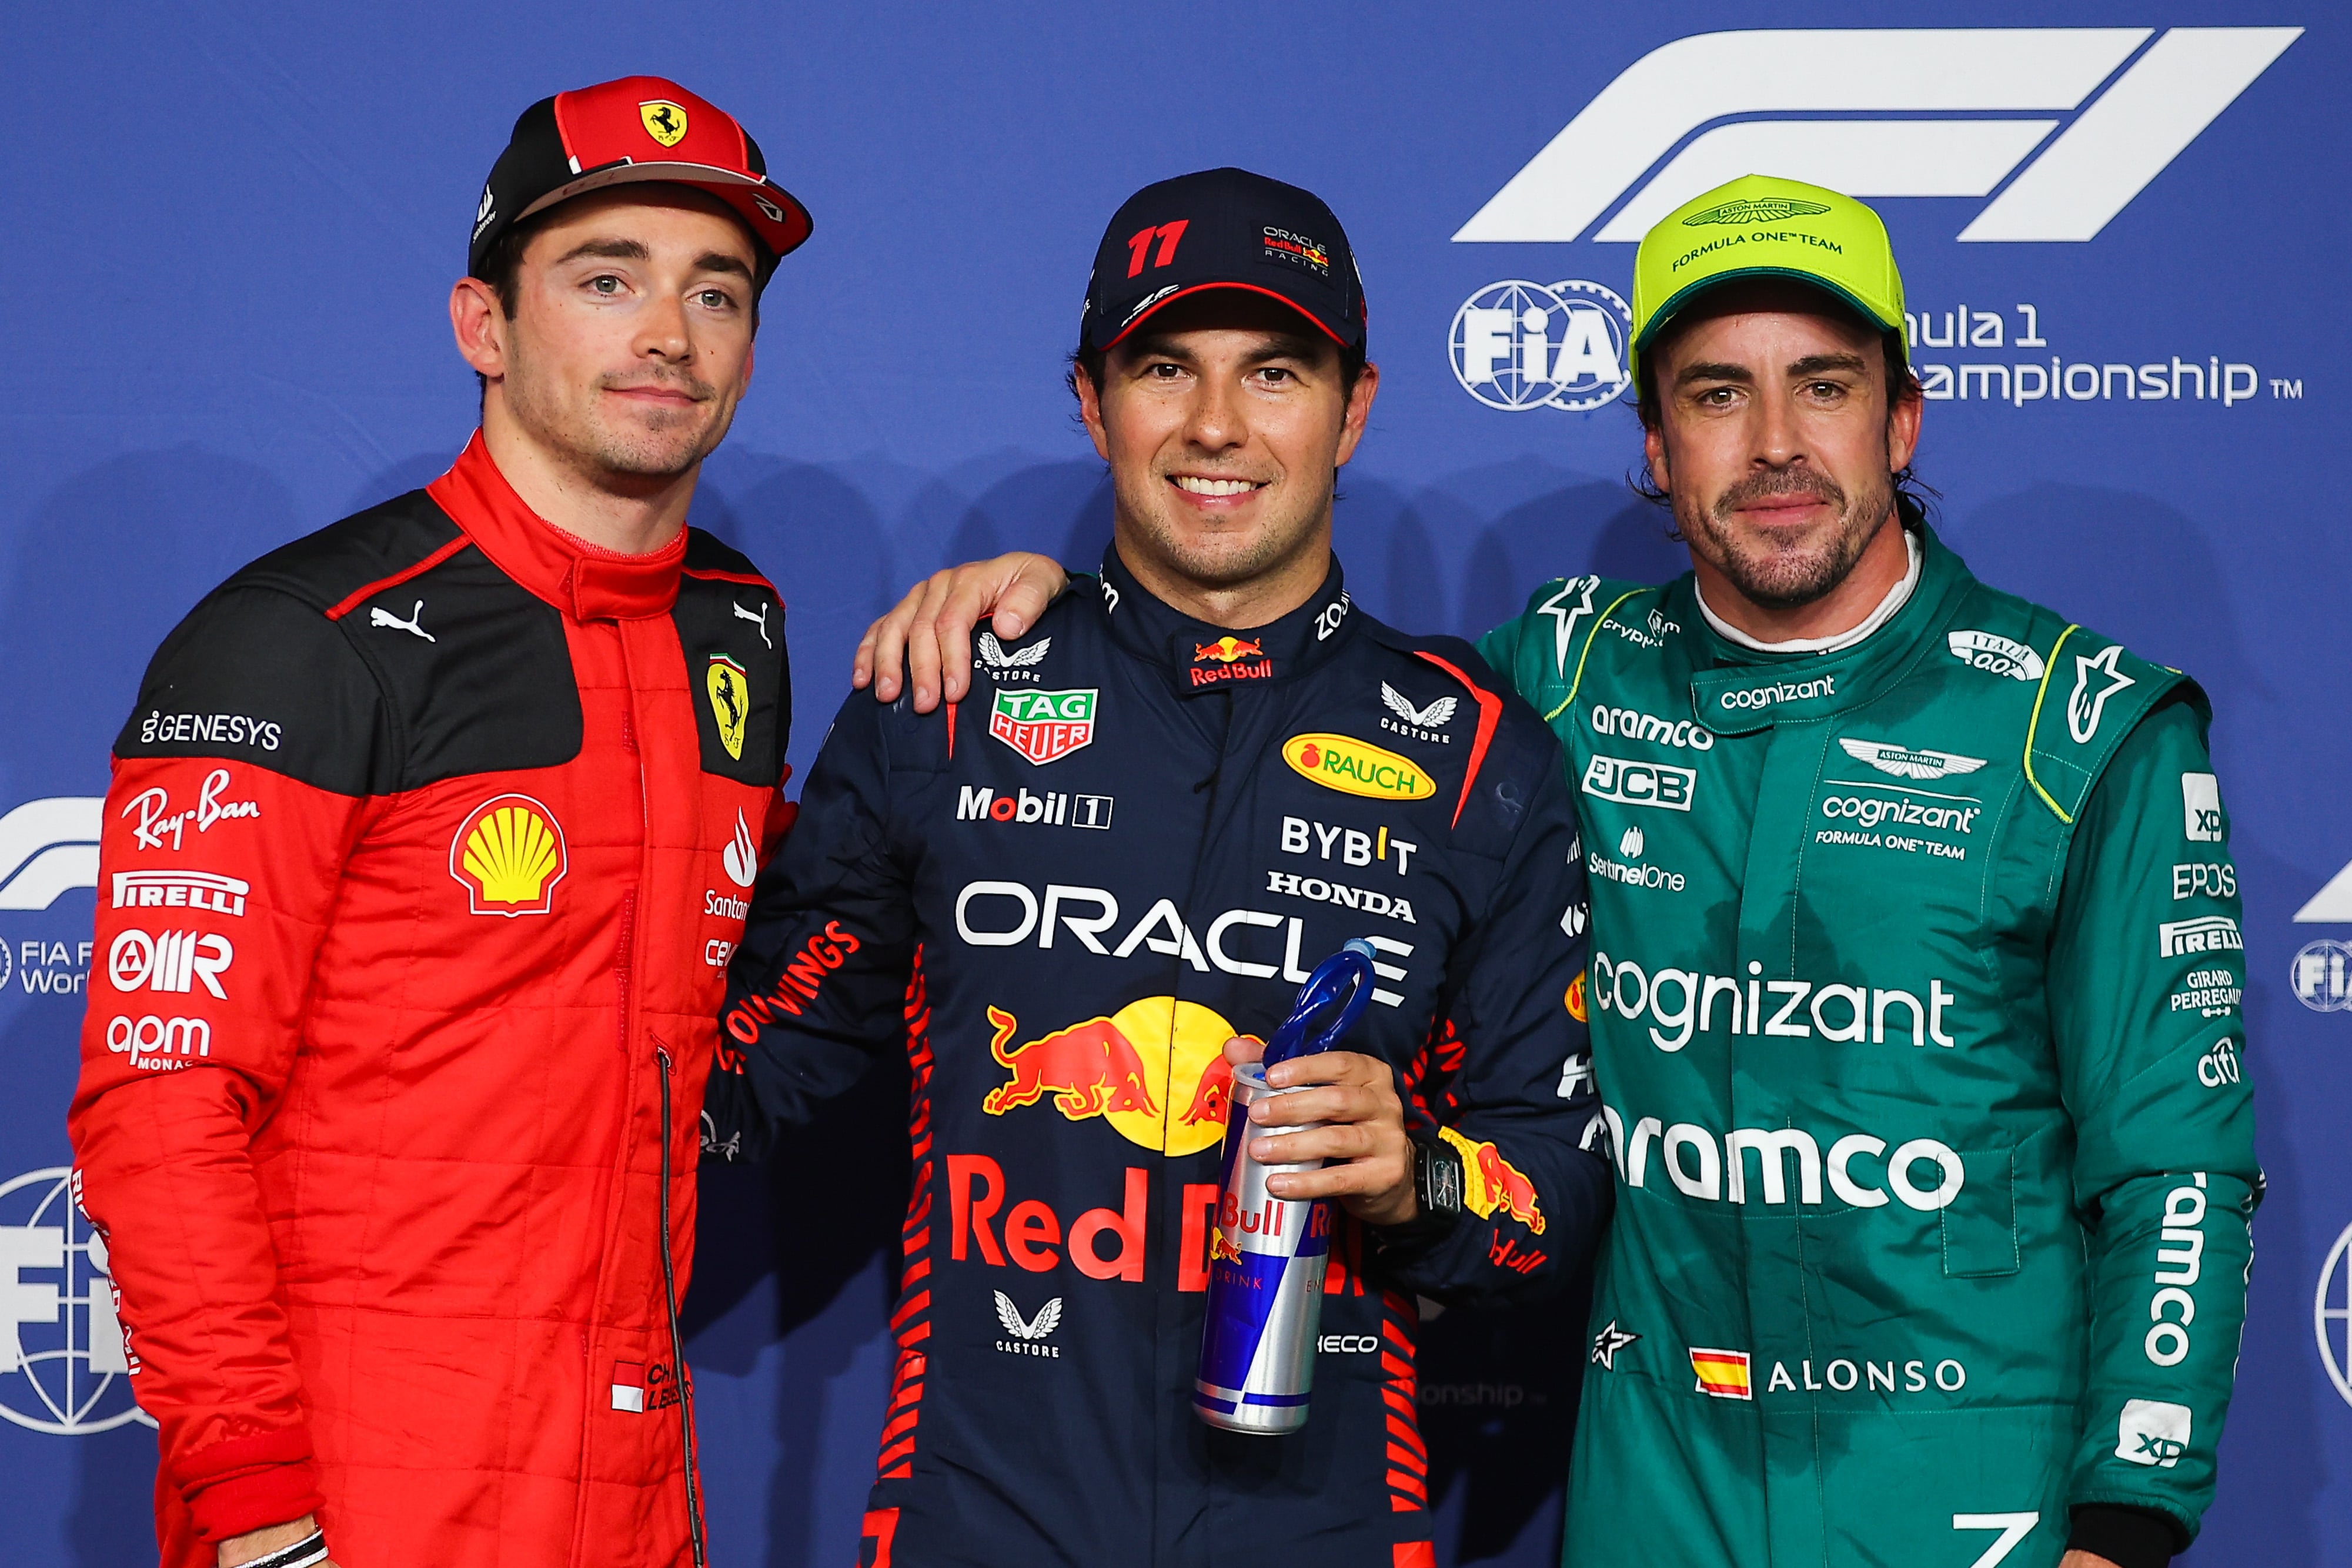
<box><xmin>1194</xmin><ymin>636</ymin><xmax>1264</xmax><ymax>664</ymax></box>
<box><xmin>1439</xmin><ymin>1126</ymin><xmax>1546</xmax><ymax>1235</ymax></box>
<box><xmin>981</xmin><ymin>997</ymin><xmax>1260</xmax><ymax>1156</ymax></box>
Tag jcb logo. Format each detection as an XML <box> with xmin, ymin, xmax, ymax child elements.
<box><xmin>1582</xmin><ymin>754</ymin><xmax>1696</xmax><ymax>812</ymax></box>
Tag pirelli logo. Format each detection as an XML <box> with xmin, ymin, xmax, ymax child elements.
<box><xmin>2158</xmin><ymin>916</ymin><xmax>2243</xmax><ymax>959</ymax></box>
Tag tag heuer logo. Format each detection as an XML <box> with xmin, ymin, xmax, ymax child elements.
<box><xmin>1681</xmin><ymin>196</ymin><xmax>1830</xmax><ymax>227</ymax></box>
<box><xmin>1838</xmin><ymin>738</ymin><xmax>1987</xmax><ymax>782</ymax></box>
<box><xmin>990</xmin><ymin>688</ymin><xmax>1097</xmax><ymax>764</ymax></box>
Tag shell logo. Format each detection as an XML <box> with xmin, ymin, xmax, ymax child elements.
<box><xmin>449</xmin><ymin>794</ymin><xmax>569</xmax><ymax>917</ymax></box>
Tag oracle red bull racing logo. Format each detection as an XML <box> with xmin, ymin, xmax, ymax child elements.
<box><xmin>1439</xmin><ymin>1125</ymin><xmax>1545</xmax><ymax>1234</ymax></box>
<box><xmin>982</xmin><ymin>997</ymin><xmax>1258</xmax><ymax>1156</ymax></box>
<box><xmin>1191</xmin><ymin>636</ymin><xmax>1272</xmax><ymax>687</ymax></box>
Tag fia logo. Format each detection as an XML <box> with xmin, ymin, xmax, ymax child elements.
<box><xmin>0</xmin><ymin>1168</ymin><xmax>152</xmax><ymax>1435</ymax></box>
<box><xmin>2290</xmin><ymin>941</ymin><xmax>2352</xmax><ymax>1013</ymax></box>
<box><xmin>1451</xmin><ymin>28</ymin><xmax>2301</xmax><ymax>245</ymax></box>
<box><xmin>2320</xmin><ymin>1221</ymin><xmax>2352</xmax><ymax>1410</ymax></box>
<box><xmin>1451</xmin><ymin>280</ymin><xmax>1630</xmax><ymax>412</ymax></box>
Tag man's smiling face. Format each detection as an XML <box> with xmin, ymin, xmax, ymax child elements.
<box><xmin>490</xmin><ymin>185</ymin><xmax>762</xmax><ymax>485</ymax></box>
<box><xmin>1644</xmin><ymin>277</ymin><xmax>1920</xmax><ymax>610</ymax></box>
<box><xmin>1080</xmin><ymin>291</ymin><xmax>1372</xmax><ymax>595</ymax></box>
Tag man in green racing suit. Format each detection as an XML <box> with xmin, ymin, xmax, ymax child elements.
<box><xmin>853</xmin><ymin>175</ymin><xmax>2257</xmax><ymax>1568</ymax></box>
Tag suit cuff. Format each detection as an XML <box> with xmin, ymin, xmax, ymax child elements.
<box><xmin>172</xmin><ymin>1426</ymin><xmax>326</xmax><ymax>1545</ymax></box>
<box><xmin>2067</xmin><ymin>1504</ymin><xmax>2185</xmax><ymax>1568</ymax></box>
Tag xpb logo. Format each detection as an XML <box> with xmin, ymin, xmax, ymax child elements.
<box><xmin>1452</xmin><ymin>28</ymin><xmax>2301</xmax><ymax>246</ymax></box>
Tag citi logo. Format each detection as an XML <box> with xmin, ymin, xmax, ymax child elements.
<box><xmin>1453</xmin><ymin>28</ymin><xmax>2301</xmax><ymax>246</ymax></box>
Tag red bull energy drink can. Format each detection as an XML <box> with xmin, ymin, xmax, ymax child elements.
<box><xmin>1194</xmin><ymin>1063</ymin><xmax>1334</xmax><ymax>1433</ymax></box>
<box><xmin>1194</xmin><ymin>940</ymin><xmax>1376</xmax><ymax>1435</ymax></box>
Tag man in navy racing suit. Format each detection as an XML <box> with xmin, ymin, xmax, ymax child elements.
<box><xmin>705</xmin><ymin>168</ymin><xmax>1612</xmax><ymax>1567</ymax></box>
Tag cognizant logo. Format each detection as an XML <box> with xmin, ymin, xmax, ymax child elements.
<box><xmin>1593</xmin><ymin>950</ymin><xmax>1958</xmax><ymax>1052</ymax></box>
<box><xmin>1452</xmin><ymin>28</ymin><xmax>2302</xmax><ymax>246</ymax></box>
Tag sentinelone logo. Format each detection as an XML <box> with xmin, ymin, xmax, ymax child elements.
<box><xmin>1452</xmin><ymin>28</ymin><xmax>2300</xmax><ymax>246</ymax></box>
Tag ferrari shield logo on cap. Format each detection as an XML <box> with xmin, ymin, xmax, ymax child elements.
<box><xmin>707</xmin><ymin>656</ymin><xmax>749</xmax><ymax>761</ymax></box>
<box><xmin>639</xmin><ymin>100</ymin><xmax>690</xmax><ymax>148</ymax></box>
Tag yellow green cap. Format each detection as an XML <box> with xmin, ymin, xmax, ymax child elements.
<box><xmin>1630</xmin><ymin>174</ymin><xmax>1905</xmax><ymax>381</ymax></box>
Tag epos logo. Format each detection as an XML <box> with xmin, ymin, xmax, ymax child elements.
<box><xmin>1453</xmin><ymin>28</ymin><xmax>2301</xmax><ymax>245</ymax></box>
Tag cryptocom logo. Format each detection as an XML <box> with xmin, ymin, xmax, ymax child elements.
<box><xmin>1451</xmin><ymin>28</ymin><xmax>2301</xmax><ymax>246</ymax></box>
<box><xmin>0</xmin><ymin>1168</ymin><xmax>152</xmax><ymax>1435</ymax></box>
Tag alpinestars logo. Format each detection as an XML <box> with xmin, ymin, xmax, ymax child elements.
<box><xmin>2067</xmin><ymin>644</ymin><xmax>2136</xmax><ymax>744</ymax></box>
<box><xmin>0</xmin><ymin>798</ymin><xmax>102</xmax><ymax>911</ymax></box>
<box><xmin>1838</xmin><ymin>739</ymin><xmax>1987</xmax><ymax>782</ymax></box>
<box><xmin>1452</xmin><ymin>28</ymin><xmax>2301</xmax><ymax>246</ymax></box>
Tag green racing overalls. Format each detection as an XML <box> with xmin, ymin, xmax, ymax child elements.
<box><xmin>1479</xmin><ymin>523</ymin><xmax>2257</xmax><ymax>1567</ymax></box>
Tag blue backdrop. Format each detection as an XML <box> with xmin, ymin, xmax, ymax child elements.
<box><xmin>2</xmin><ymin>5</ymin><xmax>2346</xmax><ymax>1564</ymax></box>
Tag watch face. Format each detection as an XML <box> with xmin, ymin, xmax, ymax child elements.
<box><xmin>1422</xmin><ymin>1142</ymin><xmax>1466</xmax><ymax>1216</ymax></box>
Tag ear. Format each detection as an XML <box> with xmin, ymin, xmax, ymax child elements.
<box><xmin>450</xmin><ymin>276</ymin><xmax>509</xmax><ymax>382</ymax></box>
<box><xmin>1074</xmin><ymin>360</ymin><xmax>1112</xmax><ymax>463</ymax></box>
<box><xmin>1886</xmin><ymin>370</ymin><xmax>1923</xmax><ymax>475</ymax></box>
<box><xmin>1333</xmin><ymin>360</ymin><xmax>1380</xmax><ymax>469</ymax></box>
<box><xmin>1644</xmin><ymin>416</ymin><xmax>1672</xmax><ymax>496</ymax></box>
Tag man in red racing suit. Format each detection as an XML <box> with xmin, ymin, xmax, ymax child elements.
<box><xmin>66</xmin><ymin>76</ymin><xmax>808</xmax><ymax>1568</ymax></box>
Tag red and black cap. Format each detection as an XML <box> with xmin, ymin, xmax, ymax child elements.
<box><xmin>469</xmin><ymin>75</ymin><xmax>812</xmax><ymax>283</ymax></box>
<box><xmin>1082</xmin><ymin>168</ymin><xmax>1366</xmax><ymax>352</ymax></box>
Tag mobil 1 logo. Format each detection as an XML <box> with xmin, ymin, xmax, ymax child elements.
<box><xmin>957</xmin><ymin>785</ymin><xmax>1113</xmax><ymax>831</ymax></box>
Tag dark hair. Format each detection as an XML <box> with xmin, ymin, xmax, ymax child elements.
<box><xmin>1627</xmin><ymin>325</ymin><xmax>1934</xmax><ymax>523</ymax></box>
<box><xmin>1065</xmin><ymin>337</ymin><xmax>1368</xmax><ymax>406</ymax></box>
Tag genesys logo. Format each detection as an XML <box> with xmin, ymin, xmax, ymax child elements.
<box><xmin>0</xmin><ymin>797</ymin><xmax>101</xmax><ymax>911</ymax></box>
<box><xmin>1451</xmin><ymin>28</ymin><xmax>2301</xmax><ymax>246</ymax></box>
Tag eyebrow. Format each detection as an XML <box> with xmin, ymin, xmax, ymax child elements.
<box><xmin>1675</xmin><ymin>351</ymin><xmax>1871</xmax><ymax>388</ymax></box>
<box><xmin>548</xmin><ymin>238</ymin><xmax>754</xmax><ymax>282</ymax></box>
<box><xmin>1127</xmin><ymin>332</ymin><xmax>1327</xmax><ymax>365</ymax></box>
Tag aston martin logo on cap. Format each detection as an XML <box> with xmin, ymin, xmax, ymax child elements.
<box><xmin>450</xmin><ymin>794</ymin><xmax>569</xmax><ymax>917</ymax></box>
<box><xmin>639</xmin><ymin>101</ymin><xmax>690</xmax><ymax>148</ymax></box>
<box><xmin>1682</xmin><ymin>196</ymin><xmax>1832</xmax><ymax>227</ymax></box>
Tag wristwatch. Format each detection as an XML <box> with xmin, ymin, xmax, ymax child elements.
<box><xmin>1411</xmin><ymin>1135</ymin><xmax>1465</xmax><ymax>1223</ymax></box>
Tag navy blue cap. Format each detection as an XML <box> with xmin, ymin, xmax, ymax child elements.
<box><xmin>1081</xmin><ymin>168</ymin><xmax>1367</xmax><ymax>352</ymax></box>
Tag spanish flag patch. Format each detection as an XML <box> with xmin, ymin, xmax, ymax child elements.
<box><xmin>1689</xmin><ymin>1348</ymin><xmax>1752</xmax><ymax>1400</ymax></box>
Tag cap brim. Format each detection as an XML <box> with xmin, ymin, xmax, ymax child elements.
<box><xmin>517</xmin><ymin>161</ymin><xmax>813</xmax><ymax>261</ymax></box>
<box><xmin>1097</xmin><ymin>281</ymin><xmax>1350</xmax><ymax>351</ymax></box>
<box><xmin>1633</xmin><ymin>267</ymin><xmax>1900</xmax><ymax>365</ymax></box>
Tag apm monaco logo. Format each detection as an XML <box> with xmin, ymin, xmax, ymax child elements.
<box><xmin>1451</xmin><ymin>28</ymin><xmax>2302</xmax><ymax>246</ymax></box>
<box><xmin>1450</xmin><ymin>279</ymin><xmax>1631</xmax><ymax>412</ymax></box>
<box><xmin>0</xmin><ymin>797</ymin><xmax>102</xmax><ymax>911</ymax></box>
<box><xmin>0</xmin><ymin>1168</ymin><xmax>152</xmax><ymax>1436</ymax></box>
<box><xmin>450</xmin><ymin>794</ymin><xmax>569</xmax><ymax>917</ymax></box>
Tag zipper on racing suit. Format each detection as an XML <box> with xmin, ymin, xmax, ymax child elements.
<box><xmin>656</xmin><ymin>1044</ymin><xmax>709</xmax><ymax>1568</ymax></box>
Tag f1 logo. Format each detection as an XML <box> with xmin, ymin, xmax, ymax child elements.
<box><xmin>1454</xmin><ymin>27</ymin><xmax>2301</xmax><ymax>245</ymax></box>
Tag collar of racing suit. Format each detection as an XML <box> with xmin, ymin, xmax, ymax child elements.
<box><xmin>426</xmin><ymin>430</ymin><xmax>687</xmax><ymax>621</ymax></box>
<box><xmin>1681</xmin><ymin>522</ymin><xmax>1975</xmax><ymax>735</ymax></box>
<box><xmin>1094</xmin><ymin>542</ymin><xmax>1356</xmax><ymax>695</ymax></box>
